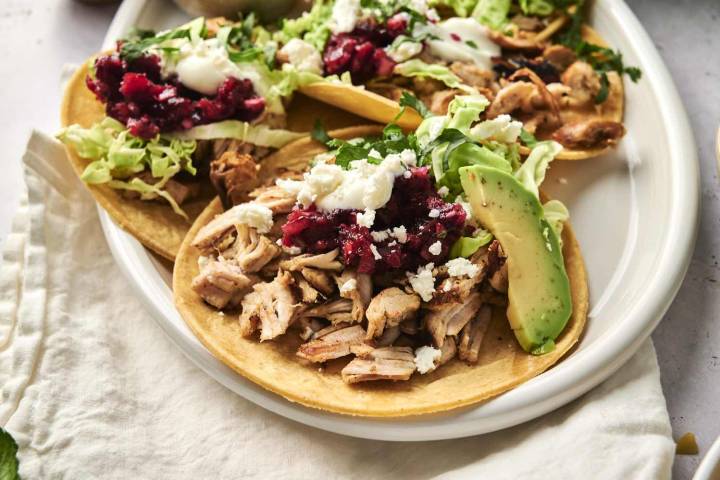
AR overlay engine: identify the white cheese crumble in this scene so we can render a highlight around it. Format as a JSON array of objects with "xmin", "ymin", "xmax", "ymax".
[
  {"xmin": 356, "ymin": 209, "xmax": 376, "ymax": 228},
  {"xmin": 470, "ymin": 114, "xmax": 523, "ymax": 143},
  {"xmin": 230, "ymin": 203, "xmax": 274, "ymax": 233},
  {"xmin": 279, "ymin": 38, "xmax": 323, "ymax": 74},
  {"xmin": 414, "ymin": 346, "xmax": 441, "ymax": 374},
  {"xmin": 340, "ymin": 278, "xmax": 357, "ymax": 294},
  {"xmin": 370, "ymin": 244, "xmax": 382, "ymax": 260},
  {"xmin": 198, "ymin": 255, "xmax": 210, "ymax": 269},
  {"xmin": 403, "ymin": 170, "xmax": 412, "ymax": 179},
  {"xmin": 428, "ymin": 241, "xmax": 442, "ymax": 256},
  {"xmin": 391, "ymin": 226, "xmax": 408, "ymax": 244},
  {"xmin": 408, "ymin": 263, "xmax": 436, "ymax": 302},
  {"xmin": 371, "ymin": 229, "xmax": 390, "ymax": 242},
  {"xmin": 428, "ymin": 208, "xmax": 440, "ymax": 218},
  {"xmin": 280, "ymin": 149, "xmax": 417, "ymax": 212},
  {"xmin": 388, "ymin": 240, "xmax": 398, "ymax": 247},
  {"xmin": 446, "ymin": 257, "xmax": 480, "ymax": 278},
  {"xmin": 330, "ymin": 0, "xmax": 361, "ymax": 33},
  {"xmin": 437, "ymin": 186, "xmax": 450, "ymax": 197}
]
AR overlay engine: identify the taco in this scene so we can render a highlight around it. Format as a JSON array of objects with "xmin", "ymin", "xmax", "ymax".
[
  {"xmin": 58, "ymin": 16, "xmax": 365, "ymax": 260},
  {"xmin": 273, "ymin": 0, "xmax": 639, "ymax": 160},
  {"xmin": 173, "ymin": 95, "xmax": 588, "ymax": 416}
]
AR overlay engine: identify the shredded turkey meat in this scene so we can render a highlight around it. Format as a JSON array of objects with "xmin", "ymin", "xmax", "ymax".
[
  {"xmin": 341, "ymin": 347, "xmax": 416, "ymax": 384},
  {"xmin": 238, "ymin": 270, "xmax": 302, "ymax": 341},
  {"xmin": 365, "ymin": 287, "xmax": 421, "ymax": 339},
  {"xmin": 297, "ymin": 325, "xmax": 371, "ymax": 363},
  {"xmin": 458, "ymin": 305, "xmax": 493, "ymax": 364},
  {"xmin": 552, "ymin": 119, "xmax": 626, "ymax": 149},
  {"xmin": 425, "ymin": 292, "xmax": 484, "ymax": 347},
  {"xmin": 192, "ymin": 258, "xmax": 256, "ymax": 309}
]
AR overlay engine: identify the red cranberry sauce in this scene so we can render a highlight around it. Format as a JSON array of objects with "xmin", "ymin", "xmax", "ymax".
[
  {"xmin": 281, "ymin": 167, "xmax": 468, "ymax": 274},
  {"xmin": 86, "ymin": 50, "xmax": 265, "ymax": 139},
  {"xmin": 323, "ymin": 13, "xmax": 408, "ymax": 84}
]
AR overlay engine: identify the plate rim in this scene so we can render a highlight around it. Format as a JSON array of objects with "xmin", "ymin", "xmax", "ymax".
[{"xmin": 96, "ymin": 0, "xmax": 700, "ymax": 441}]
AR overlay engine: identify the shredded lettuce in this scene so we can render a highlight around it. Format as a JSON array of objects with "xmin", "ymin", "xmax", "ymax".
[
  {"xmin": 543, "ymin": 199, "xmax": 569, "ymax": 243},
  {"xmin": 394, "ymin": 60, "xmax": 478, "ymax": 94},
  {"xmin": 430, "ymin": 0, "xmax": 479, "ymax": 17},
  {"xmin": 471, "ymin": 0, "xmax": 511, "ymax": 30},
  {"xmin": 519, "ymin": 0, "xmax": 555, "ymax": 16},
  {"xmin": 274, "ymin": 0, "xmax": 333, "ymax": 51},
  {"xmin": 57, "ymin": 117, "xmax": 198, "ymax": 218},
  {"xmin": 170, "ymin": 120, "xmax": 304, "ymax": 147},
  {"xmin": 513, "ymin": 140, "xmax": 563, "ymax": 199},
  {"xmin": 450, "ymin": 230, "xmax": 494, "ymax": 258}
]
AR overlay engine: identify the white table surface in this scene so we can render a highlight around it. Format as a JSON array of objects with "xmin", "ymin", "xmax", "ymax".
[{"xmin": 0, "ymin": 0, "xmax": 717, "ymax": 478}]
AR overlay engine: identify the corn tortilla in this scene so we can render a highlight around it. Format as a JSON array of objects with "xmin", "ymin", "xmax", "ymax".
[
  {"xmin": 172, "ymin": 126, "xmax": 589, "ymax": 417},
  {"xmin": 59, "ymin": 59, "xmax": 369, "ymax": 260},
  {"xmin": 299, "ymin": 25, "xmax": 624, "ymax": 161}
]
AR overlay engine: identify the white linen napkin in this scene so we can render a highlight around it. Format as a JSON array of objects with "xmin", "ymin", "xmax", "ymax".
[{"xmin": 0, "ymin": 131, "xmax": 675, "ymax": 479}]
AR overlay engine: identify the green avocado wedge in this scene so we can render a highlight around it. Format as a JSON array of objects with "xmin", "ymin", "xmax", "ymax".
[{"xmin": 459, "ymin": 165, "xmax": 572, "ymax": 355}]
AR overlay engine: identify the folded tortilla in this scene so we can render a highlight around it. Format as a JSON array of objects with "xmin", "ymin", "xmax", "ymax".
[
  {"xmin": 299, "ymin": 25, "xmax": 623, "ymax": 161},
  {"xmin": 172, "ymin": 126, "xmax": 589, "ymax": 417},
  {"xmin": 60, "ymin": 59, "xmax": 369, "ymax": 260}
]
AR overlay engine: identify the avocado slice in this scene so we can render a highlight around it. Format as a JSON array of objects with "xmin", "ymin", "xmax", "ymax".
[{"xmin": 459, "ymin": 165, "xmax": 572, "ymax": 354}]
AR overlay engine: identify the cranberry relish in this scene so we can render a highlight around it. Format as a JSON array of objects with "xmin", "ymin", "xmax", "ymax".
[
  {"xmin": 323, "ymin": 14, "xmax": 408, "ymax": 84},
  {"xmin": 87, "ymin": 52, "xmax": 265, "ymax": 139},
  {"xmin": 281, "ymin": 167, "xmax": 468, "ymax": 274}
]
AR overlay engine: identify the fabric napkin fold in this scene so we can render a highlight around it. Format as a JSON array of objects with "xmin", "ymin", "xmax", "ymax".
[{"xmin": 0, "ymin": 131, "xmax": 675, "ymax": 479}]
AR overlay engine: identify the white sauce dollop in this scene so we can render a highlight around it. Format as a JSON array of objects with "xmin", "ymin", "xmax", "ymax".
[{"xmin": 427, "ymin": 18, "xmax": 500, "ymax": 71}]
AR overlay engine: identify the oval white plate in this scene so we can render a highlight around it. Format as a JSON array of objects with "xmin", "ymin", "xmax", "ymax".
[
  {"xmin": 97, "ymin": 0, "xmax": 699, "ymax": 440},
  {"xmin": 694, "ymin": 435, "xmax": 720, "ymax": 480}
]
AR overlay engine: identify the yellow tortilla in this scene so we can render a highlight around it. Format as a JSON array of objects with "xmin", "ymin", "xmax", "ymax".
[
  {"xmin": 299, "ymin": 25, "xmax": 624, "ymax": 161},
  {"xmin": 60, "ymin": 59, "xmax": 370, "ymax": 260},
  {"xmin": 172, "ymin": 126, "xmax": 589, "ymax": 417}
]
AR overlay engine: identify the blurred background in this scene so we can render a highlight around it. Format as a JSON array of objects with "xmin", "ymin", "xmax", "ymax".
[{"xmin": 0, "ymin": 0, "xmax": 717, "ymax": 478}]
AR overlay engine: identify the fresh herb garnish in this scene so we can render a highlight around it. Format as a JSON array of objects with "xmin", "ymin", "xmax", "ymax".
[
  {"xmin": 327, "ymin": 124, "xmax": 420, "ymax": 169},
  {"xmin": 311, "ymin": 120, "xmax": 332, "ymax": 145},
  {"xmin": 465, "ymin": 40, "xmax": 478, "ymax": 49},
  {"xmin": 119, "ymin": 27, "xmax": 193, "ymax": 62},
  {"xmin": 556, "ymin": 0, "xmax": 641, "ymax": 103},
  {"xmin": 398, "ymin": 91, "xmax": 432, "ymax": 119}
]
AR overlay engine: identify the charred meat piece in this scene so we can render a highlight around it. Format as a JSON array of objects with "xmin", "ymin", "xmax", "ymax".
[
  {"xmin": 335, "ymin": 269, "xmax": 373, "ymax": 323},
  {"xmin": 425, "ymin": 292, "xmax": 483, "ymax": 347},
  {"xmin": 551, "ymin": 119, "xmax": 626, "ymax": 149},
  {"xmin": 248, "ymin": 185, "xmax": 297, "ymax": 215},
  {"xmin": 542, "ymin": 45, "xmax": 577, "ymax": 72},
  {"xmin": 297, "ymin": 324, "xmax": 370, "ymax": 363},
  {"xmin": 365, "ymin": 287, "xmax": 421, "ymax": 339},
  {"xmin": 191, "ymin": 258, "xmax": 256, "ymax": 309},
  {"xmin": 223, "ymin": 225, "xmax": 280, "ymax": 273},
  {"xmin": 492, "ymin": 56, "xmax": 560, "ymax": 85},
  {"xmin": 341, "ymin": 347, "xmax": 416, "ymax": 384},
  {"xmin": 210, "ymin": 151, "xmax": 259, "ymax": 209},
  {"xmin": 560, "ymin": 61, "xmax": 601, "ymax": 107},
  {"xmin": 238, "ymin": 270, "xmax": 301, "ymax": 341},
  {"xmin": 458, "ymin": 305, "xmax": 493, "ymax": 364}
]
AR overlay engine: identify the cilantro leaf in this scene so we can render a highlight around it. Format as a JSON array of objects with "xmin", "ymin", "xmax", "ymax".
[
  {"xmin": 311, "ymin": 120, "xmax": 332, "ymax": 145},
  {"xmin": 398, "ymin": 91, "xmax": 432, "ymax": 119},
  {"xmin": 0, "ymin": 428, "xmax": 20, "ymax": 480},
  {"xmin": 556, "ymin": 0, "xmax": 641, "ymax": 101}
]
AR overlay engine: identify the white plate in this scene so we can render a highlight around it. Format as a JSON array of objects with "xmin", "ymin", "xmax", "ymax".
[
  {"xmin": 694, "ymin": 435, "xmax": 720, "ymax": 480},
  {"xmin": 97, "ymin": 0, "xmax": 699, "ymax": 440}
]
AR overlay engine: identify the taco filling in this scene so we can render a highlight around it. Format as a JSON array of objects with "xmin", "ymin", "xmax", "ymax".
[
  {"xmin": 275, "ymin": 0, "xmax": 640, "ymax": 152},
  {"xmin": 57, "ymin": 16, "xmax": 308, "ymax": 217},
  {"xmin": 186, "ymin": 94, "xmax": 574, "ymax": 384}
]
